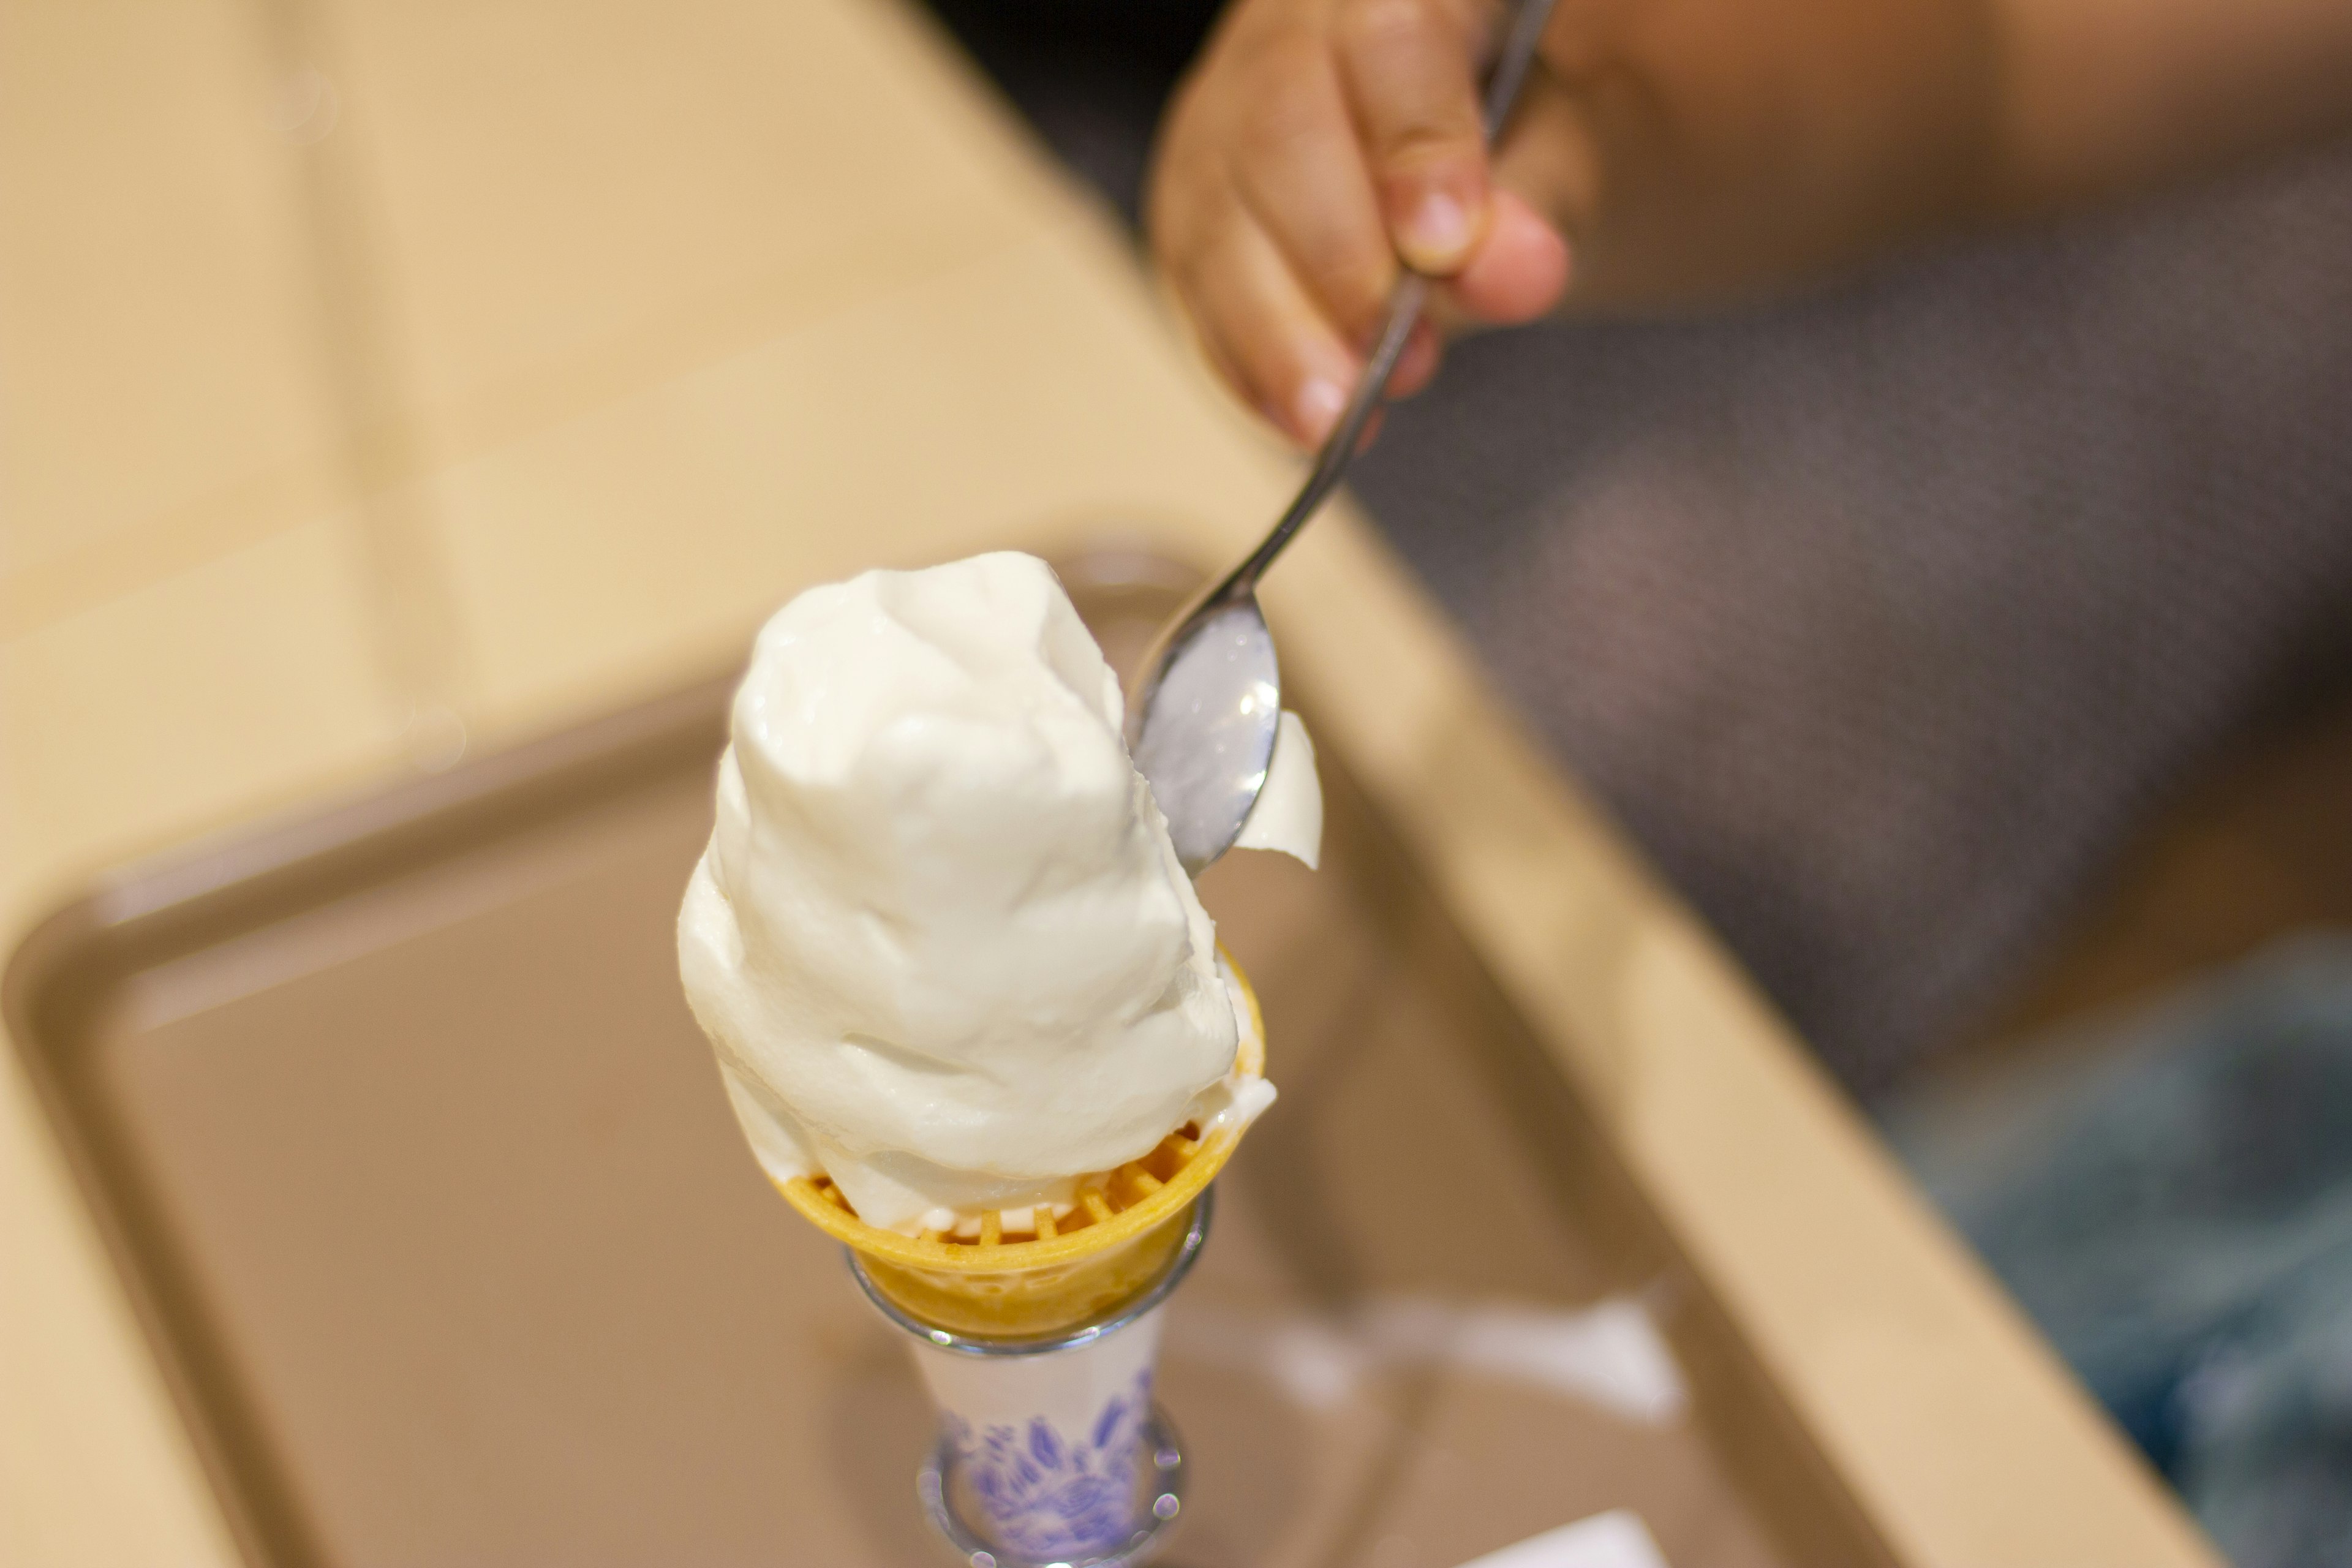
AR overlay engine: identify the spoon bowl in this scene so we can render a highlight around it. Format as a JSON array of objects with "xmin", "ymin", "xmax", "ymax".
[{"xmin": 1126, "ymin": 593, "xmax": 1279, "ymax": 875}]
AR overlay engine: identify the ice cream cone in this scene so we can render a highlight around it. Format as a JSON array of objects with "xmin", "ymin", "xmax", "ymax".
[{"xmin": 774, "ymin": 954, "xmax": 1265, "ymax": 1340}]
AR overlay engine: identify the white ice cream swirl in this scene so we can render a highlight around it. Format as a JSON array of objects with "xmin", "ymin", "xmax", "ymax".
[{"xmin": 678, "ymin": 552, "xmax": 1311, "ymax": 1233}]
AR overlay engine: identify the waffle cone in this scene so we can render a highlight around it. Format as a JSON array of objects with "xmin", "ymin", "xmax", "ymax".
[{"xmin": 776, "ymin": 954, "xmax": 1264, "ymax": 1338}]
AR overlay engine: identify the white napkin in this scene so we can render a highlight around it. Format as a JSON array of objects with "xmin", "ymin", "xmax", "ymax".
[{"xmin": 1455, "ymin": 1510, "xmax": 1667, "ymax": 1568}]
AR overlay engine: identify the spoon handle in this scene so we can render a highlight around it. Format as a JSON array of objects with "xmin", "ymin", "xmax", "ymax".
[{"xmin": 1211, "ymin": 0, "xmax": 1561, "ymax": 605}]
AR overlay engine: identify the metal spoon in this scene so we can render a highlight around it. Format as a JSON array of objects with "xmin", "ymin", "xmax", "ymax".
[{"xmin": 1125, "ymin": 0, "xmax": 1559, "ymax": 873}]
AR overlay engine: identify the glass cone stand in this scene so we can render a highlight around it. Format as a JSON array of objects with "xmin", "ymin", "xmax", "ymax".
[{"xmin": 848, "ymin": 1191, "xmax": 1213, "ymax": 1568}]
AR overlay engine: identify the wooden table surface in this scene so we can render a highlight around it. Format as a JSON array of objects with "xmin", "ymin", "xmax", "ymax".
[{"xmin": 0, "ymin": 2, "xmax": 2217, "ymax": 1564}]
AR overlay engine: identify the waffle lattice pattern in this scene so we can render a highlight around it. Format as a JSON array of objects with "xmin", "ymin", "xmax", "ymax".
[{"xmin": 809, "ymin": 1121, "xmax": 1205, "ymax": 1246}]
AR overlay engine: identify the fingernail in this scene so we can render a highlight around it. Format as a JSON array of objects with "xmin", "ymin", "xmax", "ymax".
[
  {"xmin": 1404, "ymin": 191, "xmax": 1474, "ymax": 268},
  {"xmin": 1294, "ymin": 377, "xmax": 1346, "ymax": 440}
]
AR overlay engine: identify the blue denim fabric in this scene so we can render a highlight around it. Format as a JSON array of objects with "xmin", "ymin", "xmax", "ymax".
[{"xmin": 1885, "ymin": 935, "xmax": 2352, "ymax": 1567}]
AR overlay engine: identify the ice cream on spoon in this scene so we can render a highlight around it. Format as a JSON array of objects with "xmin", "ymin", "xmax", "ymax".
[{"xmin": 677, "ymin": 551, "xmax": 1317, "ymax": 1236}]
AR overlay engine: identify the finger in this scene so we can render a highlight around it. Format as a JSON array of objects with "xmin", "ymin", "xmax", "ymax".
[
  {"xmin": 1152, "ymin": 191, "xmax": 1257, "ymax": 413},
  {"xmin": 1335, "ymin": 0, "xmax": 1491, "ymax": 274},
  {"xmin": 1446, "ymin": 189, "xmax": 1570, "ymax": 322},
  {"xmin": 1227, "ymin": 29, "xmax": 1399, "ymax": 348},
  {"xmin": 1175, "ymin": 206, "xmax": 1364, "ymax": 445}
]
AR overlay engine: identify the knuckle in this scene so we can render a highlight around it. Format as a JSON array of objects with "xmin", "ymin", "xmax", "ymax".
[
  {"xmin": 1235, "ymin": 70, "xmax": 1335, "ymax": 162},
  {"xmin": 1243, "ymin": 21, "xmax": 1335, "ymax": 93}
]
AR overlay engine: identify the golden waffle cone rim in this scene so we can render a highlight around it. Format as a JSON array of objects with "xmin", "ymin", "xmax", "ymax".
[{"xmin": 772, "ymin": 951, "xmax": 1265, "ymax": 1278}]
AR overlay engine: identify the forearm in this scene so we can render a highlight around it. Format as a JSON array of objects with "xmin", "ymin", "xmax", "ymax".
[
  {"xmin": 1530, "ymin": 0, "xmax": 2003, "ymax": 307},
  {"xmin": 1533, "ymin": 0, "xmax": 2352, "ymax": 315},
  {"xmin": 1986, "ymin": 0, "xmax": 2352, "ymax": 216},
  {"xmin": 1541, "ymin": 0, "xmax": 2352, "ymax": 311}
]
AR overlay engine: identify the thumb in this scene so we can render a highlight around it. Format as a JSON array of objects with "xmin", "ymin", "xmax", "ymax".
[{"xmin": 1444, "ymin": 188, "xmax": 1571, "ymax": 322}]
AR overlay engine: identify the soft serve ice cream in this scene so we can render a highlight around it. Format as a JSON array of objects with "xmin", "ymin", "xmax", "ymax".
[{"xmin": 678, "ymin": 552, "xmax": 1314, "ymax": 1234}]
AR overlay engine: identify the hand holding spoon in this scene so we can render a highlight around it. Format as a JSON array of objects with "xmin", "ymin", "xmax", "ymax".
[{"xmin": 1125, "ymin": 0, "xmax": 1559, "ymax": 873}]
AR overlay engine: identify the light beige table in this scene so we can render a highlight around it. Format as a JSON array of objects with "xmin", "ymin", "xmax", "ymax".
[{"xmin": 0, "ymin": 2, "xmax": 2217, "ymax": 1564}]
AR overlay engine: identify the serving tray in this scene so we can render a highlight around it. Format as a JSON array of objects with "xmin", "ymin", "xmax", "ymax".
[{"xmin": 6, "ymin": 555, "xmax": 1871, "ymax": 1567}]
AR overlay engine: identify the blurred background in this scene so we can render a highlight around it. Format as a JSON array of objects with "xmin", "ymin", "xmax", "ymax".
[{"xmin": 6, "ymin": 1, "xmax": 2352, "ymax": 1564}]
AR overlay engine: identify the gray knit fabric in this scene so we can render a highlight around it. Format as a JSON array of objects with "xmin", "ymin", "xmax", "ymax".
[{"xmin": 1352, "ymin": 144, "xmax": 2352, "ymax": 1089}]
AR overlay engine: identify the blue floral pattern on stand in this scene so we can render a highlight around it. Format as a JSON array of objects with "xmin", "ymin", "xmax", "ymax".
[{"xmin": 944, "ymin": 1369, "xmax": 1153, "ymax": 1561}]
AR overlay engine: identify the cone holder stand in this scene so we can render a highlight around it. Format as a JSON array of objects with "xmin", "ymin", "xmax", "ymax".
[{"xmin": 850, "ymin": 1189, "xmax": 1213, "ymax": 1568}]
